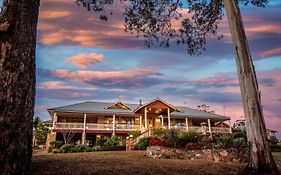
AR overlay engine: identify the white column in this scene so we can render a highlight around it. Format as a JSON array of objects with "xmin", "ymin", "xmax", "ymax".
[
  {"xmin": 112, "ymin": 114, "xmax": 116, "ymax": 136},
  {"xmin": 185, "ymin": 118, "xmax": 189, "ymax": 131},
  {"xmin": 168, "ymin": 108, "xmax": 171, "ymax": 129},
  {"xmin": 228, "ymin": 120, "xmax": 232, "ymax": 133},
  {"xmin": 208, "ymin": 119, "xmax": 212, "ymax": 134},
  {"xmin": 144, "ymin": 107, "xmax": 148, "ymax": 129},
  {"xmin": 139, "ymin": 115, "xmax": 142, "ymax": 130},
  {"xmin": 161, "ymin": 116, "xmax": 164, "ymax": 127},
  {"xmin": 52, "ymin": 112, "xmax": 57, "ymax": 130},
  {"xmin": 82, "ymin": 113, "xmax": 87, "ymax": 144}
]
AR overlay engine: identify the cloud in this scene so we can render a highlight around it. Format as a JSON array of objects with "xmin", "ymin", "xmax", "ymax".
[
  {"xmin": 39, "ymin": 11, "xmax": 71, "ymax": 19},
  {"xmin": 258, "ymin": 47, "xmax": 281, "ymax": 58},
  {"xmin": 65, "ymin": 52, "xmax": 104, "ymax": 68},
  {"xmin": 38, "ymin": 68, "xmax": 164, "ymax": 88},
  {"xmin": 186, "ymin": 75, "xmax": 239, "ymax": 88},
  {"xmin": 37, "ymin": 81, "xmax": 96, "ymax": 90}
]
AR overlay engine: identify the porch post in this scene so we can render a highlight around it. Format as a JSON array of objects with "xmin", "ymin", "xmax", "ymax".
[
  {"xmin": 168, "ymin": 108, "xmax": 171, "ymax": 129},
  {"xmin": 52, "ymin": 112, "xmax": 57, "ymax": 130},
  {"xmin": 139, "ymin": 115, "xmax": 142, "ymax": 130},
  {"xmin": 207, "ymin": 119, "xmax": 212, "ymax": 134},
  {"xmin": 185, "ymin": 118, "xmax": 189, "ymax": 131},
  {"xmin": 161, "ymin": 115, "xmax": 164, "ymax": 128},
  {"xmin": 228, "ymin": 120, "xmax": 232, "ymax": 133},
  {"xmin": 144, "ymin": 107, "xmax": 148, "ymax": 129},
  {"xmin": 112, "ymin": 114, "xmax": 116, "ymax": 136},
  {"xmin": 82, "ymin": 113, "xmax": 87, "ymax": 144}
]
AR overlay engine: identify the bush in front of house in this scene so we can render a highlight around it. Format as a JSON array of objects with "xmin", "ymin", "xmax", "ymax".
[
  {"xmin": 134, "ymin": 136, "xmax": 154, "ymax": 150},
  {"xmin": 214, "ymin": 134, "xmax": 234, "ymax": 148},
  {"xmin": 198, "ymin": 136, "xmax": 214, "ymax": 149},
  {"xmin": 48, "ymin": 141, "xmax": 64, "ymax": 152},
  {"xmin": 149, "ymin": 138, "xmax": 166, "ymax": 146},
  {"xmin": 52, "ymin": 148, "xmax": 61, "ymax": 154},
  {"xmin": 178, "ymin": 131, "xmax": 201, "ymax": 147},
  {"xmin": 95, "ymin": 139, "xmax": 107, "ymax": 146},
  {"xmin": 232, "ymin": 137, "xmax": 247, "ymax": 149},
  {"xmin": 73, "ymin": 144, "xmax": 92, "ymax": 152},
  {"xmin": 104, "ymin": 136, "xmax": 121, "ymax": 146},
  {"xmin": 59, "ymin": 144, "xmax": 75, "ymax": 153},
  {"xmin": 163, "ymin": 129, "xmax": 180, "ymax": 148}
]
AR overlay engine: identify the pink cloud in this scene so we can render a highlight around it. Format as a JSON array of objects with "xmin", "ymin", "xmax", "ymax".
[
  {"xmin": 65, "ymin": 52, "xmax": 104, "ymax": 68},
  {"xmin": 258, "ymin": 47, "xmax": 281, "ymax": 58},
  {"xmin": 38, "ymin": 81, "xmax": 96, "ymax": 90}
]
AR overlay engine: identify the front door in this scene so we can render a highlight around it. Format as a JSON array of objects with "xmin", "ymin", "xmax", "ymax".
[{"xmin": 148, "ymin": 119, "xmax": 154, "ymax": 127}]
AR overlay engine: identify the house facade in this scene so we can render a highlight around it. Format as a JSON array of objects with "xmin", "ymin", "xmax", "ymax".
[{"xmin": 47, "ymin": 98, "xmax": 231, "ymax": 145}]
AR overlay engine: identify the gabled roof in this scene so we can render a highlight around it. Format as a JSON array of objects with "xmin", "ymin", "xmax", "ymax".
[
  {"xmin": 134, "ymin": 98, "xmax": 180, "ymax": 113},
  {"xmin": 106, "ymin": 101, "xmax": 133, "ymax": 110}
]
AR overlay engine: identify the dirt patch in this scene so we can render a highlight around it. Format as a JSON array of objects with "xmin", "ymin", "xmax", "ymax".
[{"xmin": 32, "ymin": 151, "xmax": 281, "ymax": 175}]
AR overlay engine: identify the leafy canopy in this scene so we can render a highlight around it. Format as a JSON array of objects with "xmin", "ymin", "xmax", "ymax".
[{"xmin": 76, "ymin": 0, "xmax": 267, "ymax": 55}]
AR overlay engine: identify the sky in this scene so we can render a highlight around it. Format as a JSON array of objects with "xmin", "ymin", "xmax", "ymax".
[{"xmin": 14, "ymin": 0, "xmax": 281, "ymax": 138}]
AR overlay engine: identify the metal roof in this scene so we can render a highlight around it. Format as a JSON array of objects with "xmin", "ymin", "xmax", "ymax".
[{"xmin": 48, "ymin": 101, "xmax": 230, "ymax": 121}]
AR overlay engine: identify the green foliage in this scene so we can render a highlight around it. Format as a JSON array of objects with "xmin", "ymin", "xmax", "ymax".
[
  {"xmin": 52, "ymin": 148, "xmax": 61, "ymax": 154},
  {"xmin": 270, "ymin": 144, "xmax": 281, "ymax": 152},
  {"xmin": 73, "ymin": 144, "xmax": 92, "ymax": 152},
  {"xmin": 232, "ymin": 137, "xmax": 247, "ymax": 148},
  {"xmin": 49, "ymin": 141, "xmax": 64, "ymax": 152},
  {"xmin": 163, "ymin": 129, "xmax": 180, "ymax": 148},
  {"xmin": 198, "ymin": 136, "xmax": 214, "ymax": 149},
  {"xmin": 214, "ymin": 134, "xmax": 234, "ymax": 148},
  {"xmin": 152, "ymin": 128, "xmax": 168, "ymax": 138},
  {"xmin": 33, "ymin": 116, "xmax": 40, "ymax": 128},
  {"xmin": 128, "ymin": 130, "xmax": 141, "ymax": 139},
  {"xmin": 135, "ymin": 136, "xmax": 153, "ymax": 150},
  {"xmin": 178, "ymin": 131, "xmax": 201, "ymax": 147},
  {"xmin": 59, "ymin": 144, "xmax": 75, "ymax": 153},
  {"xmin": 35, "ymin": 122, "xmax": 49, "ymax": 145},
  {"xmin": 233, "ymin": 130, "xmax": 247, "ymax": 140},
  {"xmin": 104, "ymin": 136, "xmax": 121, "ymax": 146},
  {"xmin": 95, "ymin": 139, "xmax": 107, "ymax": 146}
]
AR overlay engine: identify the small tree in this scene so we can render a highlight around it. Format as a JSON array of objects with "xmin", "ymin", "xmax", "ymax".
[
  {"xmin": 61, "ymin": 131, "xmax": 76, "ymax": 144},
  {"xmin": 35, "ymin": 122, "xmax": 49, "ymax": 146}
]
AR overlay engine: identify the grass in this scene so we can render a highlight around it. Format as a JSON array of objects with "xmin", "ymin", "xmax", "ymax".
[{"xmin": 32, "ymin": 151, "xmax": 250, "ymax": 175}]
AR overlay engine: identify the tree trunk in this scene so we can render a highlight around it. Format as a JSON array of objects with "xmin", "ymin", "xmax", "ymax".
[
  {"xmin": 223, "ymin": 0, "xmax": 279, "ymax": 174},
  {"xmin": 0, "ymin": 0, "xmax": 40, "ymax": 174}
]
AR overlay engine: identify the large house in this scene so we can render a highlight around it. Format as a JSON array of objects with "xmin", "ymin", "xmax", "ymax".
[{"xmin": 47, "ymin": 98, "xmax": 231, "ymax": 145}]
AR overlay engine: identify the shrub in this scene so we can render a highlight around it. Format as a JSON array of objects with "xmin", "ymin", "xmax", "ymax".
[
  {"xmin": 153, "ymin": 128, "xmax": 168, "ymax": 138},
  {"xmin": 52, "ymin": 148, "xmax": 61, "ymax": 154},
  {"xmin": 60, "ymin": 144, "xmax": 75, "ymax": 153},
  {"xmin": 232, "ymin": 137, "xmax": 247, "ymax": 148},
  {"xmin": 104, "ymin": 136, "xmax": 121, "ymax": 146},
  {"xmin": 163, "ymin": 129, "xmax": 180, "ymax": 148},
  {"xmin": 270, "ymin": 144, "xmax": 281, "ymax": 152},
  {"xmin": 214, "ymin": 134, "xmax": 233, "ymax": 148},
  {"xmin": 178, "ymin": 131, "xmax": 201, "ymax": 147},
  {"xmin": 95, "ymin": 139, "xmax": 107, "ymax": 146},
  {"xmin": 198, "ymin": 136, "xmax": 214, "ymax": 149},
  {"xmin": 73, "ymin": 144, "xmax": 92, "ymax": 152},
  {"xmin": 185, "ymin": 143, "xmax": 200, "ymax": 150},
  {"xmin": 48, "ymin": 141, "xmax": 63, "ymax": 152},
  {"xmin": 128, "ymin": 130, "xmax": 141, "ymax": 139},
  {"xmin": 149, "ymin": 138, "xmax": 166, "ymax": 146},
  {"xmin": 135, "ymin": 136, "xmax": 153, "ymax": 150},
  {"xmin": 233, "ymin": 130, "xmax": 247, "ymax": 140}
]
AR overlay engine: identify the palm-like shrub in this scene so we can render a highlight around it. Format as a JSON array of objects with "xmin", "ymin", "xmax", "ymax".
[{"xmin": 104, "ymin": 136, "xmax": 121, "ymax": 146}]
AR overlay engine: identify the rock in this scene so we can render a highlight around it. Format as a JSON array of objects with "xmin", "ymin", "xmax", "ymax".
[
  {"xmin": 214, "ymin": 155, "xmax": 220, "ymax": 162},
  {"xmin": 207, "ymin": 154, "xmax": 214, "ymax": 161},
  {"xmin": 195, "ymin": 153, "xmax": 201, "ymax": 157},
  {"xmin": 219, "ymin": 150, "xmax": 228, "ymax": 157}
]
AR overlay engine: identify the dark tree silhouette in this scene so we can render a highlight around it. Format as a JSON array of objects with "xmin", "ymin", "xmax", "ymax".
[
  {"xmin": 0, "ymin": 0, "xmax": 40, "ymax": 174},
  {"xmin": 76, "ymin": 0, "xmax": 279, "ymax": 174}
]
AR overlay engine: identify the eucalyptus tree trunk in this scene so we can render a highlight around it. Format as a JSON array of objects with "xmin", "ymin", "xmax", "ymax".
[
  {"xmin": 224, "ymin": 0, "xmax": 279, "ymax": 174},
  {"xmin": 0, "ymin": 0, "xmax": 40, "ymax": 174}
]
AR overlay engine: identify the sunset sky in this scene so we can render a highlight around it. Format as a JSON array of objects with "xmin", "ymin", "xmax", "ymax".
[{"xmin": 16, "ymin": 0, "xmax": 281, "ymax": 137}]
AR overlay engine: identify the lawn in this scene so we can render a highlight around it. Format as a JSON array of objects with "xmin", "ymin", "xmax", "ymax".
[{"xmin": 32, "ymin": 151, "xmax": 280, "ymax": 175}]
